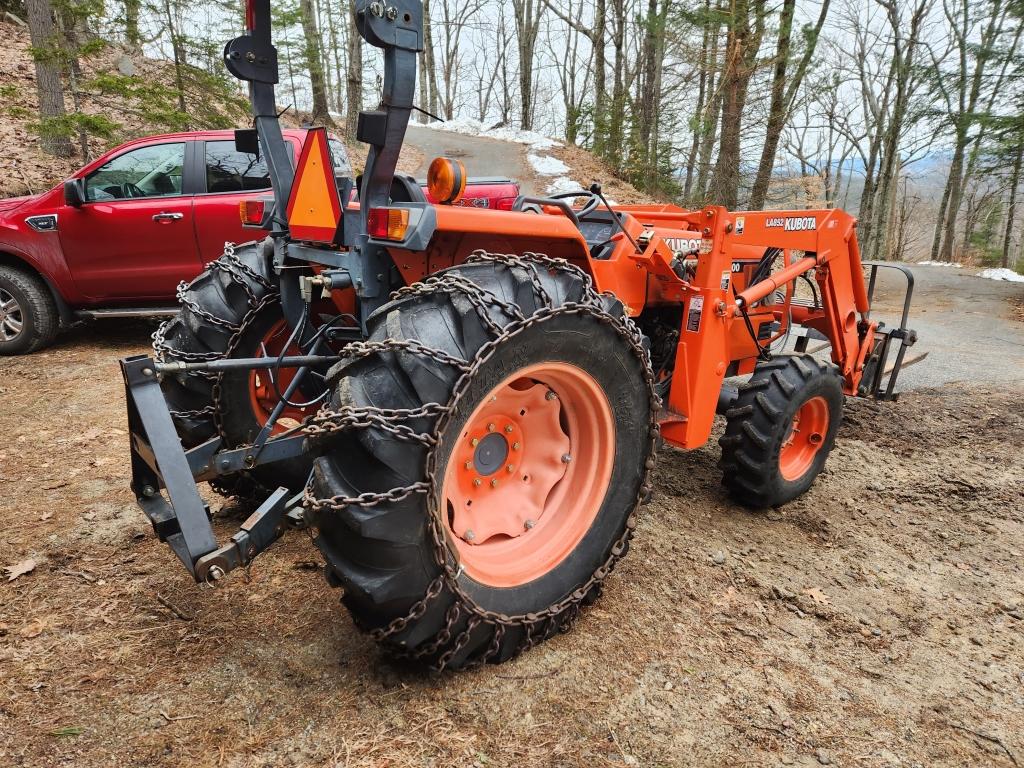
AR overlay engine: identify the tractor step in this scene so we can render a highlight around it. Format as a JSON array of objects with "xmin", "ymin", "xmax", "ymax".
[{"xmin": 76, "ymin": 307, "xmax": 179, "ymax": 320}]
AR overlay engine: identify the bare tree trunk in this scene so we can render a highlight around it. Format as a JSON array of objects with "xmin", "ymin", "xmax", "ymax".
[
  {"xmin": 161, "ymin": 0, "xmax": 188, "ymax": 118},
  {"xmin": 299, "ymin": 0, "xmax": 333, "ymax": 125},
  {"xmin": 693, "ymin": 2, "xmax": 723, "ymax": 203},
  {"xmin": 56, "ymin": 6, "xmax": 89, "ymax": 159},
  {"xmin": 606, "ymin": 0, "xmax": 626, "ymax": 168},
  {"xmin": 684, "ymin": 0, "xmax": 714, "ymax": 200},
  {"xmin": 1001, "ymin": 141, "xmax": 1022, "ymax": 269},
  {"xmin": 512, "ymin": 0, "xmax": 542, "ymax": 130},
  {"xmin": 25, "ymin": 0, "xmax": 72, "ymax": 157},
  {"xmin": 346, "ymin": 0, "xmax": 362, "ymax": 138},
  {"xmin": 420, "ymin": 0, "xmax": 440, "ymax": 118},
  {"xmin": 748, "ymin": 0, "xmax": 830, "ymax": 210},
  {"xmin": 123, "ymin": 0, "xmax": 140, "ymax": 47},
  {"xmin": 707, "ymin": 0, "xmax": 765, "ymax": 209}
]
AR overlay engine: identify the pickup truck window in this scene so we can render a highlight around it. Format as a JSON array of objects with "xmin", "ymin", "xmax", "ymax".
[
  {"xmin": 327, "ymin": 138, "xmax": 353, "ymax": 175},
  {"xmin": 204, "ymin": 140, "xmax": 271, "ymax": 193},
  {"xmin": 85, "ymin": 142, "xmax": 186, "ymax": 201}
]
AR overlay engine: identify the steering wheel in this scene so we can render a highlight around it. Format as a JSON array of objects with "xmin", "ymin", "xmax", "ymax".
[
  {"xmin": 120, "ymin": 182, "xmax": 145, "ymax": 199},
  {"xmin": 546, "ymin": 189, "xmax": 602, "ymax": 219},
  {"xmin": 512, "ymin": 189, "xmax": 602, "ymax": 226}
]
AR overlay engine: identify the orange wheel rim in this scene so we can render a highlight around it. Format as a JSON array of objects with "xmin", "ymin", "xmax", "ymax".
[
  {"xmin": 779, "ymin": 395, "xmax": 829, "ymax": 481},
  {"xmin": 441, "ymin": 362, "xmax": 615, "ymax": 588},
  {"xmin": 248, "ymin": 319, "xmax": 317, "ymax": 435}
]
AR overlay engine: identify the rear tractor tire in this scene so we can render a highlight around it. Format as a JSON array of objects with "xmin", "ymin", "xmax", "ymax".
[
  {"xmin": 154, "ymin": 239, "xmax": 320, "ymax": 499},
  {"xmin": 719, "ymin": 355, "xmax": 842, "ymax": 507},
  {"xmin": 305, "ymin": 255, "xmax": 659, "ymax": 670}
]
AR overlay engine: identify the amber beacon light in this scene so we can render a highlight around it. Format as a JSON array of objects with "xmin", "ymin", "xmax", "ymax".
[{"xmin": 427, "ymin": 156, "xmax": 466, "ymax": 205}]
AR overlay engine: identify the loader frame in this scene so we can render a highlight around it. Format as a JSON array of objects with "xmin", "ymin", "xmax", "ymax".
[{"xmin": 120, "ymin": 0, "xmax": 917, "ymax": 582}]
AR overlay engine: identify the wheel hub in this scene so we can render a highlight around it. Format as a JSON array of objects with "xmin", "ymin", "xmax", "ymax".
[
  {"xmin": 0, "ymin": 288, "xmax": 23, "ymax": 342},
  {"xmin": 440, "ymin": 361, "xmax": 616, "ymax": 588},
  {"xmin": 449, "ymin": 381, "xmax": 568, "ymax": 545},
  {"xmin": 473, "ymin": 432, "xmax": 509, "ymax": 476},
  {"xmin": 779, "ymin": 396, "xmax": 830, "ymax": 481}
]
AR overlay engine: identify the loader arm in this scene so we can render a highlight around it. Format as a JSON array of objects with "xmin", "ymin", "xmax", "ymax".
[{"xmin": 628, "ymin": 206, "xmax": 903, "ymax": 451}]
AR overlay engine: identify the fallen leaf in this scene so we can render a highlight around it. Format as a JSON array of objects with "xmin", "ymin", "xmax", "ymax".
[
  {"xmin": 78, "ymin": 669, "xmax": 107, "ymax": 685},
  {"xmin": 40, "ymin": 512, "xmax": 53, "ymax": 521},
  {"xmin": 5, "ymin": 558, "xmax": 37, "ymax": 582},
  {"xmin": 50, "ymin": 726, "xmax": 85, "ymax": 737},
  {"xmin": 20, "ymin": 618, "xmax": 45, "ymax": 638},
  {"xmin": 802, "ymin": 587, "xmax": 831, "ymax": 605}
]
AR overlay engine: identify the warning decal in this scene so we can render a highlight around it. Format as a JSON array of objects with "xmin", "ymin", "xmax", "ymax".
[{"xmin": 686, "ymin": 295, "xmax": 704, "ymax": 333}]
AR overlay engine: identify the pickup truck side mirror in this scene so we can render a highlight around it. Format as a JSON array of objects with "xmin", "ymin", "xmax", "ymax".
[{"xmin": 64, "ymin": 179, "xmax": 85, "ymax": 208}]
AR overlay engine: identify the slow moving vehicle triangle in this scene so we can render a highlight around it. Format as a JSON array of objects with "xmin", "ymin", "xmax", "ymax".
[{"xmin": 285, "ymin": 127, "xmax": 341, "ymax": 243}]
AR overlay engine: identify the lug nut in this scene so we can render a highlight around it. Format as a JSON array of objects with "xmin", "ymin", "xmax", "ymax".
[
  {"xmin": 473, "ymin": 478, "xmax": 482, "ymax": 487},
  {"xmin": 487, "ymin": 423, "xmax": 495, "ymax": 432},
  {"xmin": 506, "ymin": 464, "xmax": 514, "ymax": 473},
  {"xmin": 524, "ymin": 519, "xmax": 536, "ymax": 530},
  {"xmin": 545, "ymin": 390, "xmax": 557, "ymax": 401},
  {"xmin": 561, "ymin": 453, "xmax": 572, "ymax": 463},
  {"xmin": 490, "ymin": 478, "xmax": 499, "ymax": 488},
  {"xmin": 471, "ymin": 437, "xmax": 479, "ymax": 446},
  {"xmin": 464, "ymin": 460, "xmax": 473, "ymax": 470},
  {"xmin": 504, "ymin": 425, "xmax": 514, "ymax": 433},
  {"xmin": 464, "ymin": 530, "xmax": 476, "ymax": 541},
  {"xmin": 512, "ymin": 442, "xmax": 521, "ymax": 451}
]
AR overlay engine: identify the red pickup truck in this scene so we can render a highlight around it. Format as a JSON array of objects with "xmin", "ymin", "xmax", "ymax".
[{"xmin": 0, "ymin": 129, "xmax": 520, "ymax": 355}]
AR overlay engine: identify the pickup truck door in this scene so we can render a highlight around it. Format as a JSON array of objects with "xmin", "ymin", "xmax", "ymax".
[
  {"xmin": 193, "ymin": 135, "xmax": 352, "ymax": 261},
  {"xmin": 192, "ymin": 138, "xmax": 281, "ymax": 262},
  {"xmin": 57, "ymin": 140, "xmax": 202, "ymax": 302}
]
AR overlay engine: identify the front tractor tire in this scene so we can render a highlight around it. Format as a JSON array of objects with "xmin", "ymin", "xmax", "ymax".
[
  {"xmin": 154, "ymin": 240, "xmax": 317, "ymax": 498},
  {"xmin": 305, "ymin": 256, "xmax": 658, "ymax": 670},
  {"xmin": 719, "ymin": 355, "xmax": 842, "ymax": 507}
]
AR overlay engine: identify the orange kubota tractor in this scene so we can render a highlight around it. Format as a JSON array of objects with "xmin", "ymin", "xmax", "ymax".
[{"xmin": 120, "ymin": 0, "xmax": 917, "ymax": 670}]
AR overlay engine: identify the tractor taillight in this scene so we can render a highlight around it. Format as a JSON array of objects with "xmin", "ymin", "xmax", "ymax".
[
  {"xmin": 239, "ymin": 199, "xmax": 265, "ymax": 225},
  {"xmin": 496, "ymin": 197, "xmax": 517, "ymax": 211},
  {"xmin": 368, "ymin": 208, "xmax": 410, "ymax": 240}
]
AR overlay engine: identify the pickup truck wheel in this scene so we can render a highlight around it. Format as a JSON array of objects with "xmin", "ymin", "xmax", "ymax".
[
  {"xmin": 154, "ymin": 240, "xmax": 319, "ymax": 500},
  {"xmin": 0, "ymin": 265, "xmax": 58, "ymax": 355}
]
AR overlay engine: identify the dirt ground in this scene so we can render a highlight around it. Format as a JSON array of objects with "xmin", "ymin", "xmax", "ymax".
[{"xmin": 1, "ymin": 284, "xmax": 1023, "ymax": 768}]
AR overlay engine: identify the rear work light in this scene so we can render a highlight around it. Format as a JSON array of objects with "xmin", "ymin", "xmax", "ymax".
[
  {"xmin": 368, "ymin": 207, "xmax": 410, "ymax": 240},
  {"xmin": 239, "ymin": 199, "xmax": 265, "ymax": 226}
]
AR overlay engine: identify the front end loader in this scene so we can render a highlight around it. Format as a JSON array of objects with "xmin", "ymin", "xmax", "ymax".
[{"xmin": 119, "ymin": 0, "xmax": 918, "ymax": 670}]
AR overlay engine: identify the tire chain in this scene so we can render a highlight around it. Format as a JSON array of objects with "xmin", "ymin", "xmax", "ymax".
[
  {"xmin": 153, "ymin": 242, "xmax": 285, "ymax": 504},
  {"xmin": 302, "ymin": 249, "xmax": 661, "ymax": 671}
]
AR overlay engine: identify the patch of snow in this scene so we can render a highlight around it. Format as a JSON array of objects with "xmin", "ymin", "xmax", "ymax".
[
  {"xmin": 977, "ymin": 267, "xmax": 1024, "ymax": 283},
  {"xmin": 917, "ymin": 260, "xmax": 962, "ymax": 267},
  {"xmin": 545, "ymin": 176, "xmax": 587, "ymax": 195},
  {"xmin": 528, "ymin": 153, "xmax": 570, "ymax": 176},
  {"xmin": 423, "ymin": 118, "xmax": 561, "ymax": 151}
]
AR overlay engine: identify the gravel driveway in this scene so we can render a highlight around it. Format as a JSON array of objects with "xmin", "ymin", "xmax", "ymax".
[{"xmin": 861, "ymin": 263, "xmax": 1024, "ymax": 391}]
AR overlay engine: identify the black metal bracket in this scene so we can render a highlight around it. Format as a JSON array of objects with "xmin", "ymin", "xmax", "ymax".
[
  {"xmin": 121, "ymin": 355, "xmax": 310, "ymax": 581},
  {"xmin": 122, "ymin": 355, "xmax": 218, "ymax": 578},
  {"xmin": 194, "ymin": 488, "xmax": 302, "ymax": 581}
]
